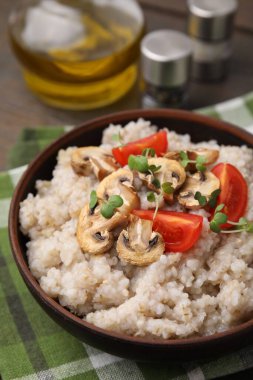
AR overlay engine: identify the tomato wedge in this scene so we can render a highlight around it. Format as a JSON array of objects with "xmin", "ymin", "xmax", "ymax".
[
  {"xmin": 112, "ymin": 131, "xmax": 168, "ymax": 166},
  {"xmin": 132, "ymin": 210, "xmax": 203, "ymax": 253},
  {"xmin": 211, "ymin": 163, "xmax": 248, "ymax": 228}
]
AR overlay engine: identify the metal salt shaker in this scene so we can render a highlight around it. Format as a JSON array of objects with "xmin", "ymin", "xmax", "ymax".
[
  {"xmin": 141, "ymin": 30, "xmax": 192, "ymax": 108},
  {"xmin": 187, "ymin": 0, "xmax": 238, "ymax": 81}
]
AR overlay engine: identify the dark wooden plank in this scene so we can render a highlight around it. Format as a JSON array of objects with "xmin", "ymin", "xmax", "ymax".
[
  {"xmin": 0, "ymin": 0, "xmax": 253, "ymax": 170},
  {"xmin": 139, "ymin": 0, "xmax": 253, "ymax": 33}
]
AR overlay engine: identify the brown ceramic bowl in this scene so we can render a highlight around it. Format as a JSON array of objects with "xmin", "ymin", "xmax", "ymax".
[{"xmin": 9, "ymin": 109, "xmax": 253, "ymax": 362}]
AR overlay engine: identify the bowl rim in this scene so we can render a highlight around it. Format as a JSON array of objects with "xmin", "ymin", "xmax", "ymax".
[{"xmin": 9, "ymin": 108, "xmax": 253, "ymax": 347}]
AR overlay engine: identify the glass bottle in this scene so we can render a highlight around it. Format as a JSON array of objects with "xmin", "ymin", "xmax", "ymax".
[{"xmin": 9, "ymin": 0, "xmax": 144, "ymax": 110}]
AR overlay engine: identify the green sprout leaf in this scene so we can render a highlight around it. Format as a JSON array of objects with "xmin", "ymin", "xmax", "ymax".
[
  {"xmin": 238, "ymin": 217, "xmax": 248, "ymax": 226},
  {"xmin": 210, "ymin": 208, "xmax": 228, "ymax": 233},
  {"xmin": 209, "ymin": 189, "xmax": 221, "ymax": 208},
  {"xmin": 128, "ymin": 154, "xmax": 161, "ymax": 175},
  {"xmin": 215, "ymin": 203, "xmax": 225, "ymax": 214},
  {"xmin": 108, "ymin": 195, "xmax": 124, "ymax": 208},
  {"xmin": 162, "ymin": 182, "xmax": 174, "ymax": 195},
  {"xmin": 179, "ymin": 151, "xmax": 189, "ymax": 168},
  {"xmin": 196, "ymin": 155, "xmax": 207, "ymax": 172},
  {"xmin": 147, "ymin": 192, "xmax": 156, "ymax": 202},
  {"xmin": 237, "ymin": 217, "xmax": 253, "ymax": 233},
  {"xmin": 101, "ymin": 204, "xmax": 114, "ymax": 219},
  {"xmin": 142, "ymin": 148, "xmax": 156, "ymax": 157},
  {"xmin": 210, "ymin": 220, "xmax": 221, "ymax": 233},
  {"xmin": 100, "ymin": 195, "xmax": 124, "ymax": 219},
  {"xmin": 148, "ymin": 164, "xmax": 161, "ymax": 174},
  {"xmin": 128, "ymin": 155, "xmax": 149, "ymax": 173},
  {"xmin": 214, "ymin": 212, "xmax": 228, "ymax": 225},
  {"xmin": 179, "ymin": 151, "xmax": 207, "ymax": 172},
  {"xmin": 152, "ymin": 178, "xmax": 161, "ymax": 189},
  {"xmin": 246, "ymin": 222, "xmax": 253, "ymax": 233},
  {"xmin": 194, "ymin": 191, "xmax": 207, "ymax": 206},
  {"xmin": 89, "ymin": 190, "xmax": 98, "ymax": 209},
  {"xmin": 210, "ymin": 205, "xmax": 253, "ymax": 235}
]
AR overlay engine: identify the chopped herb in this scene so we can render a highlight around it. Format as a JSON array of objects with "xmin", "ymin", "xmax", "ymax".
[
  {"xmin": 147, "ymin": 192, "xmax": 156, "ymax": 202},
  {"xmin": 194, "ymin": 191, "xmax": 207, "ymax": 206},
  {"xmin": 142, "ymin": 148, "xmax": 156, "ymax": 157},
  {"xmin": 89, "ymin": 190, "xmax": 98, "ymax": 209},
  {"xmin": 162, "ymin": 182, "xmax": 174, "ymax": 195},
  {"xmin": 100, "ymin": 195, "xmax": 124, "ymax": 219}
]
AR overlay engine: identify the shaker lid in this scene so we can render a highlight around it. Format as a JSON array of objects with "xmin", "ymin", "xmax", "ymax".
[
  {"xmin": 187, "ymin": 0, "xmax": 238, "ymax": 41},
  {"xmin": 141, "ymin": 30, "xmax": 192, "ymax": 88}
]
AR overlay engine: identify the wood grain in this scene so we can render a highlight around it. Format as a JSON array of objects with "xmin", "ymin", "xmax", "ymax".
[
  {"xmin": 139, "ymin": 0, "xmax": 253, "ymax": 33},
  {"xmin": 1, "ymin": 0, "xmax": 253, "ymax": 170}
]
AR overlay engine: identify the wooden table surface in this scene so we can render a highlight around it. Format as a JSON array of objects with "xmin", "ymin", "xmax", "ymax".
[{"xmin": 1, "ymin": 0, "xmax": 253, "ymax": 171}]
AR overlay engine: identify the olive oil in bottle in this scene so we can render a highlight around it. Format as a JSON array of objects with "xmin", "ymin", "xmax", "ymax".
[{"xmin": 9, "ymin": 0, "xmax": 144, "ymax": 110}]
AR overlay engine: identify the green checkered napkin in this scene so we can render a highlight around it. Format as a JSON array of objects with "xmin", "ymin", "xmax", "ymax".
[{"xmin": 1, "ymin": 92, "xmax": 253, "ymax": 380}]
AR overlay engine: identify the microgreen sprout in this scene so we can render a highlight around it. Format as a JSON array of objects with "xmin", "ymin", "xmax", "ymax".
[
  {"xmin": 128, "ymin": 154, "xmax": 149, "ymax": 173},
  {"xmin": 148, "ymin": 164, "xmax": 162, "ymax": 174},
  {"xmin": 194, "ymin": 191, "xmax": 207, "ymax": 206},
  {"xmin": 147, "ymin": 192, "xmax": 156, "ymax": 203},
  {"xmin": 195, "ymin": 155, "xmax": 207, "ymax": 172},
  {"xmin": 194, "ymin": 189, "xmax": 221, "ymax": 208},
  {"xmin": 210, "ymin": 204, "xmax": 227, "ymax": 233},
  {"xmin": 89, "ymin": 190, "xmax": 98, "ymax": 210},
  {"xmin": 209, "ymin": 203, "xmax": 253, "ymax": 234},
  {"xmin": 100, "ymin": 195, "xmax": 123, "ymax": 219},
  {"xmin": 142, "ymin": 148, "xmax": 156, "ymax": 157},
  {"xmin": 208, "ymin": 189, "xmax": 221, "ymax": 208},
  {"xmin": 179, "ymin": 151, "xmax": 207, "ymax": 172},
  {"xmin": 128, "ymin": 155, "xmax": 161, "ymax": 175},
  {"xmin": 162, "ymin": 182, "xmax": 174, "ymax": 195},
  {"xmin": 152, "ymin": 178, "xmax": 161, "ymax": 189},
  {"xmin": 147, "ymin": 192, "xmax": 163, "ymax": 221}
]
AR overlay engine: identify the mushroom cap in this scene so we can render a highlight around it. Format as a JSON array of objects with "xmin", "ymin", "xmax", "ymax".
[
  {"xmin": 117, "ymin": 215, "xmax": 165, "ymax": 266},
  {"xmin": 71, "ymin": 146, "xmax": 118, "ymax": 180},
  {"xmin": 96, "ymin": 169, "xmax": 140, "ymax": 214},
  {"xmin": 141, "ymin": 157, "xmax": 186, "ymax": 201},
  {"xmin": 77, "ymin": 203, "xmax": 127, "ymax": 255},
  {"xmin": 178, "ymin": 171, "xmax": 220, "ymax": 210}
]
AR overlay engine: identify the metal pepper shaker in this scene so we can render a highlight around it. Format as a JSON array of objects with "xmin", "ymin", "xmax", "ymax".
[
  {"xmin": 141, "ymin": 30, "xmax": 192, "ymax": 108},
  {"xmin": 187, "ymin": 0, "xmax": 238, "ymax": 81}
]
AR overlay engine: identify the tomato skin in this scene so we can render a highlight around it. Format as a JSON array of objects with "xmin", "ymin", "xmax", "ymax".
[
  {"xmin": 132, "ymin": 210, "xmax": 203, "ymax": 253},
  {"xmin": 112, "ymin": 131, "xmax": 168, "ymax": 166},
  {"xmin": 211, "ymin": 163, "xmax": 248, "ymax": 228}
]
